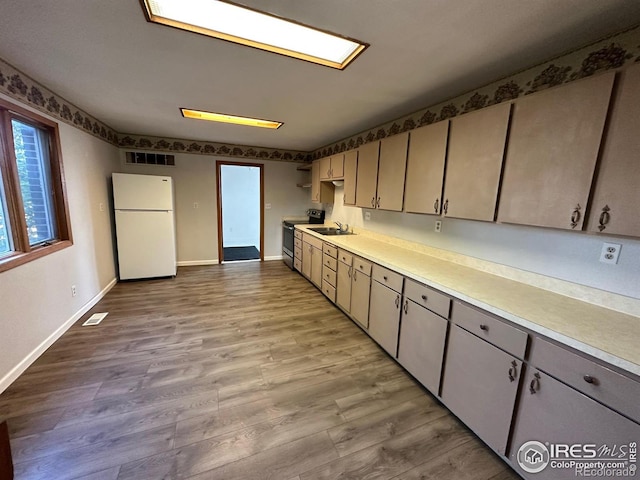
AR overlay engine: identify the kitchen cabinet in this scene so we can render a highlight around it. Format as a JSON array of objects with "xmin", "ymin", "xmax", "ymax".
[
  {"xmin": 302, "ymin": 234, "xmax": 323, "ymax": 288},
  {"xmin": 321, "ymin": 243, "xmax": 338, "ymax": 303},
  {"xmin": 510, "ymin": 368, "xmax": 640, "ymax": 480},
  {"xmin": 442, "ymin": 102, "xmax": 511, "ymax": 221},
  {"xmin": 376, "ymin": 132, "xmax": 409, "ymax": 211},
  {"xmin": 498, "ymin": 72, "xmax": 614, "ymax": 230},
  {"xmin": 441, "ymin": 324, "xmax": 523, "ymax": 455},
  {"xmin": 350, "ymin": 257, "xmax": 372, "ymax": 329},
  {"xmin": 336, "ymin": 250, "xmax": 353, "ymax": 312},
  {"xmin": 320, "ymin": 154, "xmax": 345, "ymax": 180},
  {"xmin": 355, "ymin": 141, "xmax": 380, "ymax": 208},
  {"xmin": 397, "ymin": 279, "xmax": 450, "ymax": 394},
  {"xmin": 343, "ymin": 150, "xmax": 358, "ymax": 206},
  {"xmin": 404, "ymin": 120, "xmax": 449, "ymax": 215},
  {"xmin": 587, "ymin": 64, "xmax": 640, "ymax": 237},
  {"xmin": 368, "ymin": 266, "xmax": 404, "ymax": 356},
  {"xmin": 311, "ymin": 160, "xmax": 334, "ymax": 204}
]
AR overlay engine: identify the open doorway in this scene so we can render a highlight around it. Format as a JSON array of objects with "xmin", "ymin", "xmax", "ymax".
[{"xmin": 216, "ymin": 161, "xmax": 264, "ymax": 263}]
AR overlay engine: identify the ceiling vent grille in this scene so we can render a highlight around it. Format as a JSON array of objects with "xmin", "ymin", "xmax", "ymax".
[{"xmin": 125, "ymin": 152, "xmax": 175, "ymax": 166}]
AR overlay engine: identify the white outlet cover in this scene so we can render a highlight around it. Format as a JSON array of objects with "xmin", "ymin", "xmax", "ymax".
[
  {"xmin": 599, "ymin": 242, "xmax": 621, "ymax": 264},
  {"xmin": 364, "ymin": 212, "xmax": 371, "ymax": 221},
  {"xmin": 265, "ymin": 203, "xmax": 272, "ymax": 209},
  {"xmin": 435, "ymin": 220, "xmax": 442, "ymax": 233}
]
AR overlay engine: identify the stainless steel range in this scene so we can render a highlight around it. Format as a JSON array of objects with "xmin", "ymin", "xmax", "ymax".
[{"xmin": 282, "ymin": 209, "xmax": 324, "ymax": 269}]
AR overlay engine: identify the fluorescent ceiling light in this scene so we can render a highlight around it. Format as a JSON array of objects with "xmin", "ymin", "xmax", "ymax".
[
  {"xmin": 181, "ymin": 108, "xmax": 283, "ymax": 129},
  {"xmin": 142, "ymin": 0, "xmax": 368, "ymax": 70}
]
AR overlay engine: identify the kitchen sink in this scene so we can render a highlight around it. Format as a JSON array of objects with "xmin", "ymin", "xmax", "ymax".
[{"xmin": 307, "ymin": 227, "xmax": 354, "ymax": 236}]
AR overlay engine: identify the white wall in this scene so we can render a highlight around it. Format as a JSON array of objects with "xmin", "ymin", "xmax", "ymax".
[
  {"xmin": 221, "ymin": 165, "xmax": 260, "ymax": 249},
  {"xmin": 327, "ymin": 186, "xmax": 640, "ymax": 300},
  {"xmin": 120, "ymin": 152, "xmax": 311, "ymax": 263},
  {"xmin": 0, "ymin": 93, "xmax": 121, "ymax": 392}
]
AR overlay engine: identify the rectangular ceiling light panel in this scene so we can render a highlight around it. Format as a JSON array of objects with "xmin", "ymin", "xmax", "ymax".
[
  {"xmin": 181, "ymin": 108, "xmax": 283, "ymax": 129},
  {"xmin": 142, "ymin": 0, "xmax": 367, "ymax": 69}
]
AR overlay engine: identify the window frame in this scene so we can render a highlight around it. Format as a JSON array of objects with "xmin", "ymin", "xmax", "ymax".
[{"xmin": 0, "ymin": 97, "xmax": 72, "ymax": 273}]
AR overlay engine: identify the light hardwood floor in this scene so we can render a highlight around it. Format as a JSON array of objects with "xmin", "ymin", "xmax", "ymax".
[{"xmin": 0, "ymin": 262, "xmax": 520, "ymax": 479}]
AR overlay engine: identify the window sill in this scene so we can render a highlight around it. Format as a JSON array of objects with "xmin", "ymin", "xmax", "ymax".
[{"xmin": 0, "ymin": 240, "xmax": 73, "ymax": 274}]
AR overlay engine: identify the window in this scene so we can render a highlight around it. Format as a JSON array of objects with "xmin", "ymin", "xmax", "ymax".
[{"xmin": 0, "ymin": 98, "xmax": 72, "ymax": 272}]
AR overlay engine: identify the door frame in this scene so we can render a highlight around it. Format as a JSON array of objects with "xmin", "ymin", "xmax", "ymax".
[{"xmin": 216, "ymin": 160, "xmax": 265, "ymax": 263}]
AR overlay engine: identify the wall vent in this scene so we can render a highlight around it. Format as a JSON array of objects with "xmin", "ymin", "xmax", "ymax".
[
  {"xmin": 125, "ymin": 152, "xmax": 175, "ymax": 166},
  {"xmin": 82, "ymin": 312, "xmax": 109, "ymax": 326}
]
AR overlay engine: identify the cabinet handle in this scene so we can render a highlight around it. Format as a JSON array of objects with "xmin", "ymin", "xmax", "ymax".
[
  {"xmin": 343, "ymin": 194, "xmax": 346, "ymax": 203},
  {"xmin": 421, "ymin": 294, "xmax": 427, "ymax": 302},
  {"xmin": 403, "ymin": 299, "xmax": 408, "ymax": 314},
  {"xmin": 395, "ymin": 295, "xmax": 400, "ymax": 308},
  {"xmin": 570, "ymin": 204, "xmax": 582, "ymax": 229},
  {"xmin": 383, "ymin": 275, "xmax": 388, "ymax": 281},
  {"xmin": 376, "ymin": 197, "xmax": 381, "ymax": 208},
  {"xmin": 348, "ymin": 266, "xmax": 352, "ymax": 278},
  {"xmin": 598, "ymin": 205, "xmax": 610, "ymax": 232},
  {"xmin": 434, "ymin": 198, "xmax": 439, "ymax": 213},
  {"xmin": 371, "ymin": 196, "xmax": 375, "ymax": 207},
  {"xmin": 529, "ymin": 373, "xmax": 541, "ymax": 394},
  {"xmin": 443, "ymin": 199, "xmax": 449, "ymax": 215},
  {"xmin": 508, "ymin": 360, "xmax": 518, "ymax": 382},
  {"xmin": 353, "ymin": 269, "xmax": 357, "ymax": 281},
  {"xmin": 326, "ymin": 273, "xmax": 330, "ymax": 279},
  {"xmin": 479, "ymin": 324, "xmax": 488, "ymax": 331},
  {"xmin": 583, "ymin": 375, "xmax": 597, "ymax": 385}
]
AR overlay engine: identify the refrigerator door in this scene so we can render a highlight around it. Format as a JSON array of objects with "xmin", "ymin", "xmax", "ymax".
[
  {"xmin": 113, "ymin": 173, "xmax": 173, "ymax": 211},
  {"xmin": 115, "ymin": 210, "xmax": 177, "ymax": 280}
]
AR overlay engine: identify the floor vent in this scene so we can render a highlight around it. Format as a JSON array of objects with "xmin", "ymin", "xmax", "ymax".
[{"xmin": 82, "ymin": 312, "xmax": 109, "ymax": 326}]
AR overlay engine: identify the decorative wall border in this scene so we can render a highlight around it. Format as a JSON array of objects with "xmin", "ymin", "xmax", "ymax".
[{"xmin": 311, "ymin": 24, "xmax": 640, "ymax": 159}]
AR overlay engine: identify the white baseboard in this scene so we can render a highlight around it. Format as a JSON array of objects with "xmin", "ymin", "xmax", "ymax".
[
  {"xmin": 177, "ymin": 260, "xmax": 219, "ymax": 266},
  {"xmin": 0, "ymin": 277, "xmax": 118, "ymax": 394},
  {"xmin": 264, "ymin": 255, "xmax": 283, "ymax": 261}
]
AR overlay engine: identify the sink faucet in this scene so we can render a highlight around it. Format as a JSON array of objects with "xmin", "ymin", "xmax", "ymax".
[{"xmin": 334, "ymin": 221, "xmax": 349, "ymax": 233}]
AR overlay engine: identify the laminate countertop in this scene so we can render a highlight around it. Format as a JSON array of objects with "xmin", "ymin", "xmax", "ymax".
[{"xmin": 296, "ymin": 225, "xmax": 640, "ymax": 378}]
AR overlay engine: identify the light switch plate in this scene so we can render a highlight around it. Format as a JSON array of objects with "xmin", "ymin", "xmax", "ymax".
[{"xmin": 599, "ymin": 242, "xmax": 621, "ymax": 264}]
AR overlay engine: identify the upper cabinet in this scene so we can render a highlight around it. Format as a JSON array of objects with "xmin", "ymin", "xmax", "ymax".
[
  {"xmin": 404, "ymin": 120, "xmax": 449, "ymax": 215},
  {"xmin": 355, "ymin": 141, "xmax": 380, "ymax": 208},
  {"xmin": 320, "ymin": 154, "xmax": 345, "ymax": 181},
  {"xmin": 498, "ymin": 72, "xmax": 615, "ymax": 230},
  {"xmin": 587, "ymin": 64, "xmax": 640, "ymax": 237},
  {"xmin": 311, "ymin": 160, "xmax": 334, "ymax": 204},
  {"xmin": 442, "ymin": 103, "xmax": 511, "ymax": 221},
  {"xmin": 377, "ymin": 132, "xmax": 409, "ymax": 211},
  {"xmin": 343, "ymin": 150, "xmax": 358, "ymax": 206}
]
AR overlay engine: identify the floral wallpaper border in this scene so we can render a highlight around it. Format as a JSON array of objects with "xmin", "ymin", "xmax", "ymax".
[{"xmin": 310, "ymin": 25, "xmax": 640, "ymax": 160}]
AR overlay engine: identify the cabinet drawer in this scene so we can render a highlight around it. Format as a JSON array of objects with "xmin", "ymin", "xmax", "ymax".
[
  {"xmin": 294, "ymin": 246, "xmax": 302, "ymax": 260},
  {"xmin": 353, "ymin": 257, "xmax": 372, "ymax": 276},
  {"xmin": 372, "ymin": 264, "xmax": 404, "ymax": 293},
  {"xmin": 294, "ymin": 257, "xmax": 302, "ymax": 272},
  {"xmin": 529, "ymin": 336, "xmax": 640, "ymax": 424},
  {"xmin": 404, "ymin": 278, "xmax": 451, "ymax": 318},
  {"xmin": 323, "ymin": 243, "xmax": 338, "ymax": 258},
  {"xmin": 294, "ymin": 237, "xmax": 302, "ymax": 249},
  {"xmin": 294, "ymin": 229, "xmax": 302, "ymax": 240},
  {"xmin": 323, "ymin": 266, "xmax": 337, "ymax": 287},
  {"xmin": 338, "ymin": 249, "xmax": 353, "ymax": 266},
  {"xmin": 322, "ymin": 279, "xmax": 336, "ymax": 303},
  {"xmin": 451, "ymin": 302, "xmax": 527, "ymax": 358},
  {"xmin": 323, "ymin": 254, "xmax": 337, "ymax": 271},
  {"xmin": 302, "ymin": 233, "xmax": 323, "ymax": 250}
]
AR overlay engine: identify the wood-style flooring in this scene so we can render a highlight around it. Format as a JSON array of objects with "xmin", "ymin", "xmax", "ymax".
[{"xmin": 0, "ymin": 261, "xmax": 520, "ymax": 480}]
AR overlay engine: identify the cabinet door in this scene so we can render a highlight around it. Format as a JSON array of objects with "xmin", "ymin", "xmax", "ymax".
[
  {"xmin": 510, "ymin": 369, "xmax": 640, "ymax": 480},
  {"xmin": 310, "ymin": 246, "xmax": 323, "ymax": 288},
  {"xmin": 377, "ymin": 132, "xmax": 409, "ymax": 212},
  {"xmin": 443, "ymin": 103, "xmax": 511, "ymax": 221},
  {"xmin": 587, "ymin": 64, "xmax": 640, "ymax": 237},
  {"xmin": 404, "ymin": 121, "xmax": 449, "ymax": 215},
  {"xmin": 320, "ymin": 156, "xmax": 332, "ymax": 180},
  {"xmin": 350, "ymin": 268, "xmax": 371, "ymax": 329},
  {"xmin": 398, "ymin": 299, "xmax": 448, "ymax": 394},
  {"xmin": 368, "ymin": 281, "xmax": 402, "ymax": 357},
  {"xmin": 355, "ymin": 141, "xmax": 380, "ymax": 208},
  {"xmin": 498, "ymin": 72, "xmax": 614, "ymax": 230},
  {"xmin": 336, "ymin": 261, "xmax": 352, "ymax": 312},
  {"xmin": 441, "ymin": 325, "xmax": 522, "ymax": 455},
  {"xmin": 331, "ymin": 154, "xmax": 344, "ymax": 179},
  {"xmin": 343, "ymin": 150, "xmax": 358, "ymax": 205},
  {"xmin": 302, "ymin": 242, "xmax": 312, "ymax": 279},
  {"xmin": 311, "ymin": 160, "xmax": 334, "ymax": 204}
]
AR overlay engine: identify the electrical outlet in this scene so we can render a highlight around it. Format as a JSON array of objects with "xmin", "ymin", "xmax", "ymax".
[
  {"xmin": 435, "ymin": 220, "xmax": 442, "ymax": 233},
  {"xmin": 364, "ymin": 211, "xmax": 371, "ymax": 221},
  {"xmin": 265, "ymin": 203, "xmax": 272, "ymax": 210},
  {"xmin": 99, "ymin": 202, "xmax": 105, "ymax": 212},
  {"xmin": 71, "ymin": 285, "xmax": 77, "ymax": 297},
  {"xmin": 193, "ymin": 202, "xmax": 199, "ymax": 209},
  {"xmin": 599, "ymin": 242, "xmax": 621, "ymax": 264}
]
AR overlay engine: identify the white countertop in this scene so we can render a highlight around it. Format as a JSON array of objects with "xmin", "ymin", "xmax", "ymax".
[{"xmin": 296, "ymin": 225, "xmax": 640, "ymax": 378}]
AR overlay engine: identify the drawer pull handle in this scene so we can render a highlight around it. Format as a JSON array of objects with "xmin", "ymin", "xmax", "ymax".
[
  {"xmin": 570, "ymin": 204, "xmax": 581, "ymax": 229},
  {"xmin": 383, "ymin": 276, "xmax": 388, "ymax": 281},
  {"xmin": 359, "ymin": 265, "xmax": 363, "ymax": 270},
  {"xmin": 598, "ymin": 205, "xmax": 610, "ymax": 232},
  {"xmin": 421, "ymin": 294, "xmax": 427, "ymax": 301},
  {"xmin": 508, "ymin": 360, "xmax": 518, "ymax": 382},
  {"xmin": 583, "ymin": 375, "xmax": 597, "ymax": 385},
  {"xmin": 529, "ymin": 373, "xmax": 541, "ymax": 394},
  {"xmin": 479, "ymin": 324, "xmax": 488, "ymax": 331}
]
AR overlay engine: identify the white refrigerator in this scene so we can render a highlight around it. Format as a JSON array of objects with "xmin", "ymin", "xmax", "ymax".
[{"xmin": 112, "ymin": 173, "xmax": 177, "ymax": 280}]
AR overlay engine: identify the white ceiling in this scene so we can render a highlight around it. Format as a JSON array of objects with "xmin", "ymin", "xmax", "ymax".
[{"xmin": 0, "ymin": 1, "xmax": 639, "ymax": 152}]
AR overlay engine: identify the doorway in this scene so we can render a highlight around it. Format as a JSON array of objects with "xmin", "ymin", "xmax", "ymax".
[{"xmin": 216, "ymin": 161, "xmax": 264, "ymax": 263}]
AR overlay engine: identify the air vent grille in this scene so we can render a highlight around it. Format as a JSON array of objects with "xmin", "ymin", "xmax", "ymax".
[
  {"xmin": 82, "ymin": 312, "xmax": 109, "ymax": 326},
  {"xmin": 125, "ymin": 152, "xmax": 175, "ymax": 166}
]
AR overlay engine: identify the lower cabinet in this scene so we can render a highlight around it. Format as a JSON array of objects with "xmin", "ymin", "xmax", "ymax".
[
  {"xmin": 397, "ymin": 298, "xmax": 448, "ymax": 395},
  {"xmin": 350, "ymin": 260, "xmax": 372, "ymax": 329},
  {"xmin": 302, "ymin": 240, "xmax": 323, "ymax": 288},
  {"xmin": 510, "ymin": 368, "xmax": 640, "ymax": 480},
  {"xmin": 368, "ymin": 280, "xmax": 402, "ymax": 357},
  {"xmin": 336, "ymin": 256, "xmax": 352, "ymax": 312},
  {"xmin": 441, "ymin": 325, "xmax": 522, "ymax": 455}
]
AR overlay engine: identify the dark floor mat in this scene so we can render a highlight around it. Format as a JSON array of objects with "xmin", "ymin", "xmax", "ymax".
[{"xmin": 223, "ymin": 246, "xmax": 260, "ymax": 261}]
